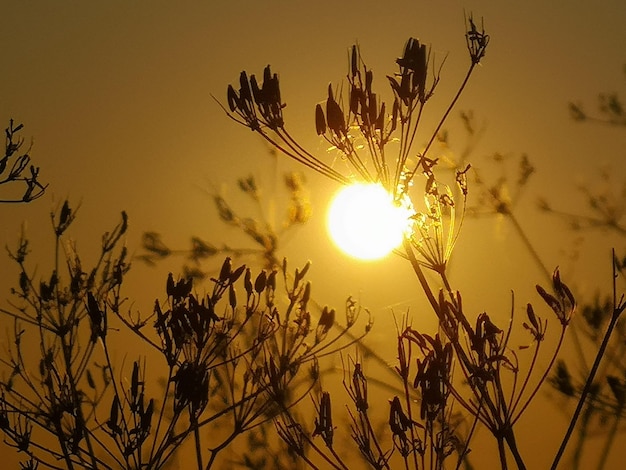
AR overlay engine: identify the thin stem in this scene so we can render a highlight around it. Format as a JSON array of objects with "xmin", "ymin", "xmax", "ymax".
[
  {"xmin": 511, "ymin": 327, "xmax": 566, "ymax": 425},
  {"xmin": 205, "ymin": 431, "xmax": 238, "ymax": 470},
  {"xmin": 402, "ymin": 238, "xmax": 438, "ymax": 313},
  {"xmin": 192, "ymin": 414, "xmax": 203, "ymax": 470},
  {"xmin": 551, "ymin": 250, "xmax": 625, "ymax": 469},
  {"xmin": 497, "ymin": 436, "xmax": 508, "ymax": 470},
  {"xmin": 552, "ymin": 326, "xmax": 618, "ymax": 469},
  {"xmin": 403, "ymin": 63, "xmax": 476, "ymax": 190}
]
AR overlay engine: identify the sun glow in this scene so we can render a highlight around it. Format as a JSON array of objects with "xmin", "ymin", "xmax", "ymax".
[{"xmin": 327, "ymin": 183, "xmax": 414, "ymax": 260}]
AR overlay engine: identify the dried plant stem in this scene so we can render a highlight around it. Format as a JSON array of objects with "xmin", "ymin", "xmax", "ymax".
[
  {"xmin": 503, "ymin": 428, "xmax": 526, "ymax": 470},
  {"xmin": 405, "ymin": 238, "xmax": 531, "ymax": 469},
  {"xmin": 505, "ymin": 209, "xmax": 588, "ymax": 377},
  {"xmin": 497, "ymin": 436, "xmax": 508, "ymax": 470},
  {"xmin": 551, "ymin": 250, "xmax": 625, "ymax": 469},
  {"xmin": 192, "ymin": 414, "xmax": 203, "ymax": 469},
  {"xmin": 53, "ymin": 236, "xmax": 100, "ymax": 470},
  {"xmin": 206, "ymin": 432, "xmax": 238, "ymax": 470},
  {"xmin": 511, "ymin": 327, "xmax": 566, "ymax": 425},
  {"xmin": 455, "ymin": 405, "xmax": 482, "ymax": 470},
  {"xmin": 402, "ymin": 377, "xmax": 420, "ymax": 470},
  {"xmin": 281, "ymin": 409, "xmax": 345, "ymax": 470},
  {"xmin": 402, "ymin": 238, "xmax": 438, "ymax": 313},
  {"xmin": 404, "ymin": 64, "xmax": 476, "ymax": 189}
]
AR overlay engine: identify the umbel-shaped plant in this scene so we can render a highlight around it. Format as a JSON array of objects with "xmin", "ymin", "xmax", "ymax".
[
  {"xmin": 0, "ymin": 201, "xmax": 370, "ymax": 469},
  {"xmin": 223, "ymin": 16, "xmax": 582, "ymax": 469}
]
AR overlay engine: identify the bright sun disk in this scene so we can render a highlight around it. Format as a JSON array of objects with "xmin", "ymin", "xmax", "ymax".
[{"xmin": 327, "ymin": 183, "xmax": 414, "ymax": 260}]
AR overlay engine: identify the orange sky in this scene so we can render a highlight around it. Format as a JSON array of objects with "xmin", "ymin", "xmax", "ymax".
[{"xmin": 1, "ymin": 1, "xmax": 626, "ymax": 467}]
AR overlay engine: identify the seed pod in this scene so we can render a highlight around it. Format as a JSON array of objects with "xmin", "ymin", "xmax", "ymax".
[
  {"xmin": 166, "ymin": 273, "xmax": 175, "ymax": 297},
  {"xmin": 368, "ymin": 93, "xmax": 377, "ymax": 125},
  {"xmin": 301, "ymin": 282, "xmax": 311, "ymax": 308},
  {"xmin": 326, "ymin": 94, "xmax": 345, "ymax": 135},
  {"xmin": 526, "ymin": 303, "xmax": 539, "ymax": 330},
  {"xmin": 295, "ymin": 261, "xmax": 311, "ymax": 284},
  {"xmin": 349, "ymin": 85, "xmax": 360, "ymax": 116},
  {"xmin": 86, "ymin": 292, "xmax": 105, "ymax": 340},
  {"xmin": 315, "ymin": 104, "xmax": 326, "ymax": 135},
  {"xmin": 315, "ymin": 307, "xmax": 335, "ymax": 344},
  {"xmin": 239, "ymin": 71, "xmax": 252, "ymax": 103},
  {"xmin": 244, "ymin": 268, "xmax": 252, "ymax": 296},
  {"xmin": 230, "ymin": 264, "xmax": 246, "ymax": 283},
  {"xmin": 536, "ymin": 285, "xmax": 563, "ymax": 319},
  {"xmin": 229, "ymin": 284, "xmax": 237, "ymax": 310},
  {"xmin": 142, "ymin": 399, "xmax": 154, "ymax": 432},
  {"xmin": 266, "ymin": 270, "xmax": 277, "ymax": 291},
  {"xmin": 375, "ymin": 102, "xmax": 386, "ymax": 130},
  {"xmin": 250, "ymin": 75, "xmax": 262, "ymax": 103},
  {"xmin": 227, "ymin": 85, "xmax": 239, "ymax": 112},
  {"xmin": 351, "ymin": 44, "xmax": 358, "ymax": 77},
  {"xmin": 254, "ymin": 270, "xmax": 267, "ymax": 294},
  {"xmin": 365, "ymin": 70, "xmax": 373, "ymax": 93},
  {"xmin": 19, "ymin": 271, "xmax": 29, "ymax": 295},
  {"xmin": 107, "ymin": 396, "xmax": 120, "ymax": 435},
  {"xmin": 59, "ymin": 200, "xmax": 72, "ymax": 228},
  {"xmin": 219, "ymin": 257, "xmax": 232, "ymax": 283},
  {"xmin": 86, "ymin": 369, "xmax": 96, "ymax": 389}
]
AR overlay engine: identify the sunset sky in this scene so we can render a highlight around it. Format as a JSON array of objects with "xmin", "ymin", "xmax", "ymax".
[{"xmin": 1, "ymin": 1, "xmax": 626, "ymax": 467}]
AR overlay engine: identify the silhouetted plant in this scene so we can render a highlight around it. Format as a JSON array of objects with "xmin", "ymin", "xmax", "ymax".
[
  {"xmin": 515, "ymin": 83, "xmax": 626, "ymax": 470},
  {"xmin": 2, "ymin": 13, "xmax": 622, "ymax": 470},
  {"xmin": 0, "ymin": 201, "xmax": 128, "ymax": 468},
  {"xmin": 527, "ymin": 68, "xmax": 626, "ymax": 467},
  {"xmin": 0, "ymin": 119, "xmax": 46, "ymax": 203},
  {"xmin": 0, "ymin": 200, "xmax": 369, "ymax": 468},
  {"xmin": 140, "ymin": 170, "xmax": 311, "ymax": 278},
  {"xmin": 539, "ymin": 167, "xmax": 626, "ymax": 237},
  {"xmin": 429, "ymin": 56, "xmax": 626, "ymax": 469},
  {"xmin": 222, "ymin": 15, "xmax": 586, "ymax": 470},
  {"xmin": 434, "ymin": 81, "xmax": 626, "ymax": 469},
  {"xmin": 569, "ymin": 64, "xmax": 626, "ymax": 127}
]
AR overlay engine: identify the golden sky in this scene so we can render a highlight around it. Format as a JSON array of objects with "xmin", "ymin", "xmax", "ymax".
[{"xmin": 1, "ymin": 1, "xmax": 626, "ymax": 467}]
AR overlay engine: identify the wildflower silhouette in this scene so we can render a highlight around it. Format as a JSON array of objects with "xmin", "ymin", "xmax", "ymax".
[
  {"xmin": 4, "ymin": 14, "xmax": 620, "ymax": 470},
  {"xmin": 0, "ymin": 119, "xmax": 46, "ymax": 204},
  {"xmin": 0, "ymin": 199, "xmax": 369, "ymax": 468},
  {"xmin": 223, "ymin": 15, "xmax": 582, "ymax": 469}
]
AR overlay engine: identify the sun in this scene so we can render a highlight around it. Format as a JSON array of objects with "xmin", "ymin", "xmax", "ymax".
[{"xmin": 327, "ymin": 183, "xmax": 414, "ymax": 260}]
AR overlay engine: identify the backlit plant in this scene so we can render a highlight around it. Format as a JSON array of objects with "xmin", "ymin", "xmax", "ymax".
[
  {"xmin": 1, "ymin": 14, "xmax": 624, "ymax": 470},
  {"xmin": 221, "ymin": 14, "xmax": 587, "ymax": 469},
  {"xmin": 0, "ymin": 119, "xmax": 46, "ymax": 204}
]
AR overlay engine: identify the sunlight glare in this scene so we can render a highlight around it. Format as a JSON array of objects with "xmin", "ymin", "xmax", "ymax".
[{"xmin": 327, "ymin": 183, "xmax": 414, "ymax": 260}]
